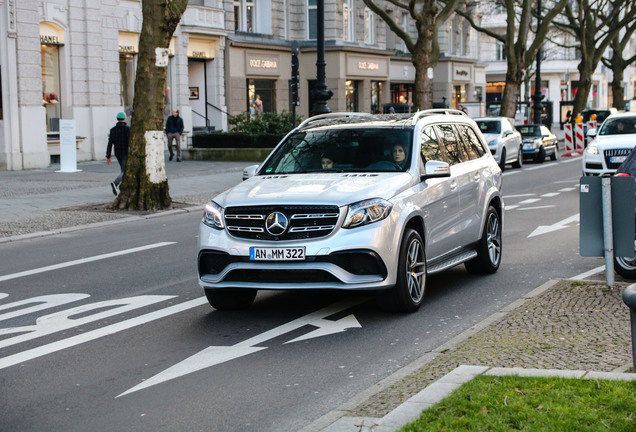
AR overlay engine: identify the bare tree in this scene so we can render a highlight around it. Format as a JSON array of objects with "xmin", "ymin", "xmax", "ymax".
[
  {"xmin": 457, "ymin": 0, "xmax": 568, "ymax": 118},
  {"xmin": 362, "ymin": 0, "xmax": 463, "ymax": 110},
  {"xmin": 601, "ymin": 12, "xmax": 636, "ymax": 110},
  {"xmin": 114, "ymin": 0, "xmax": 189, "ymax": 210},
  {"xmin": 554, "ymin": 0, "xmax": 636, "ymax": 116}
]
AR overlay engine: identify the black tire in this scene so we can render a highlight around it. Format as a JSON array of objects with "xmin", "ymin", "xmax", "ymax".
[
  {"xmin": 498, "ymin": 148, "xmax": 506, "ymax": 172},
  {"xmin": 550, "ymin": 143, "xmax": 558, "ymax": 161},
  {"xmin": 377, "ymin": 228, "xmax": 426, "ymax": 313},
  {"xmin": 534, "ymin": 146, "xmax": 546, "ymax": 164},
  {"xmin": 615, "ymin": 240, "xmax": 636, "ymax": 279},
  {"xmin": 512, "ymin": 146, "xmax": 523, "ymax": 168},
  {"xmin": 465, "ymin": 206, "xmax": 502, "ymax": 274},
  {"xmin": 205, "ymin": 289, "xmax": 257, "ymax": 310}
]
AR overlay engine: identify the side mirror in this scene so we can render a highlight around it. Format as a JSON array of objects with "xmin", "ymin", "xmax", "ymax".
[
  {"xmin": 242, "ymin": 164, "xmax": 259, "ymax": 181},
  {"xmin": 421, "ymin": 160, "xmax": 451, "ymax": 181},
  {"xmin": 587, "ymin": 128, "xmax": 597, "ymax": 138}
]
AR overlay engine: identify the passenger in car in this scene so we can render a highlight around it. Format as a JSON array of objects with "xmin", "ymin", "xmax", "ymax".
[
  {"xmin": 321, "ymin": 153, "xmax": 335, "ymax": 169},
  {"xmin": 392, "ymin": 143, "xmax": 408, "ymax": 168}
]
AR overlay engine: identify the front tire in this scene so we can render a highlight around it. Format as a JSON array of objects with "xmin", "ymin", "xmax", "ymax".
[
  {"xmin": 377, "ymin": 229, "xmax": 426, "ymax": 312},
  {"xmin": 498, "ymin": 148, "xmax": 506, "ymax": 172},
  {"xmin": 512, "ymin": 146, "xmax": 523, "ymax": 168},
  {"xmin": 465, "ymin": 206, "xmax": 502, "ymax": 274},
  {"xmin": 534, "ymin": 146, "xmax": 546, "ymax": 164},
  {"xmin": 550, "ymin": 143, "xmax": 559, "ymax": 161},
  {"xmin": 205, "ymin": 289, "xmax": 257, "ymax": 310},
  {"xmin": 615, "ymin": 239, "xmax": 636, "ymax": 279}
]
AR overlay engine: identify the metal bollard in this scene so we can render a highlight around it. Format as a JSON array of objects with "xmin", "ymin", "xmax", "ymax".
[{"xmin": 622, "ymin": 284, "xmax": 636, "ymax": 372}]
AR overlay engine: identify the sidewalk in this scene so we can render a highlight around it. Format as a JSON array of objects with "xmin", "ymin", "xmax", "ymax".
[
  {"xmin": 0, "ymin": 158, "xmax": 252, "ymax": 239},
  {"xmin": 1, "ymin": 158, "xmax": 634, "ymax": 432}
]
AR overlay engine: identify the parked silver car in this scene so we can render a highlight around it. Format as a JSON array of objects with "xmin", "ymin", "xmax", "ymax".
[
  {"xmin": 475, "ymin": 117, "xmax": 523, "ymax": 171},
  {"xmin": 198, "ymin": 110, "xmax": 504, "ymax": 312}
]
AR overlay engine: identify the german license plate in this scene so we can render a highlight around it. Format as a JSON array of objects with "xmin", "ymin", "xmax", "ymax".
[
  {"xmin": 250, "ymin": 247, "xmax": 306, "ymax": 261},
  {"xmin": 610, "ymin": 155, "xmax": 626, "ymax": 164}
]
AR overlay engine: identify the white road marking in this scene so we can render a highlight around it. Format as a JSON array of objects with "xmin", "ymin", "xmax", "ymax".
[
  {"xmin": 504, "ymin": 193, "xmax": 536, "ymax": 199},
  {"xmin": 518, "ymin": 198, "xmax": 541, "ymax": 205},
  {"xmin": 517, "ymin": 205, "xmax": 555, "ymax": 211},
  {"xmin": 528, "ymin": 214, "xmax": 579, "ymax": 238},
  {"xmin": 558, "ymin": 187, "xmax": 576, "ymax": 192},
  {"xmin": 0, "ymin": 295, "xmax": 175, "ymax": 349},
  {"xmin": 0, "ymin": 297, "xmax": 207, "ymax": 371},
  {"xmin": 570, "ymin": 265, "xmax": 606, "ymax": 280},
  {"xmin": 541, "ymin": 193, "xmax": 560, "ymax": 197},
  {"xmin": 118, "ymin": 298, "xmax": 363, "ymax": 397},
  {"xmin": 0, "ymin": 242, "xmax": 176, "ymax": 283}
]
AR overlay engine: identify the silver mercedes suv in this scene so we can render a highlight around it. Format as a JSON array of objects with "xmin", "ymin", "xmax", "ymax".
[{"xmin": 198, "ymin": 110, "xmax": 504, "ymax": 312}]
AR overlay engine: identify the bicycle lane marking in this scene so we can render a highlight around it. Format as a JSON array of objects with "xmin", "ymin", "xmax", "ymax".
[{"xmin": 0, "ymin": 242, "xmax": 176, "ymax": 283}]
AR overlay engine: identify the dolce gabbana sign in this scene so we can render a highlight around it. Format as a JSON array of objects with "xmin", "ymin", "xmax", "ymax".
[
  {"xmin": 347, "ymin": 54, "xmax": 388, "ymax": 77},
  {"xmin": 453, "ymin": 65, "xmax": 472, "ymax": 81},
  {"xmin": 246, "ymin": 52, "xmax": 280, "ymax": 76}
]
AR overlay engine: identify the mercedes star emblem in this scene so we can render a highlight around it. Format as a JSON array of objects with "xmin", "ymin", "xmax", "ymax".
[{"xmin": 265, "ymin": 212, "xmax": 289, "ymax": 236}]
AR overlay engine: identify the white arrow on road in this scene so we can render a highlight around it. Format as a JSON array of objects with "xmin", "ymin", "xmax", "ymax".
[
  {"xmin": 528, "ymin": 214, "xmax": 579, "ymax": 238},
  {"xmin": 118, "ymin": 298, "xmax": 363, "ymax": 397}
]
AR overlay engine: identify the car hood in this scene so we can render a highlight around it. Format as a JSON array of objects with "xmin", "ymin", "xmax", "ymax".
[
  {"xmin": 592, "ymin": 134, "xmax": 636, "ymax": 149},
  {"xmin": 481, "ymin": 133, "xmax": 501, "ymax": 143},
  {"xmin": 212, "ymin": 173, "xmax": 414, "ymax": 207}
]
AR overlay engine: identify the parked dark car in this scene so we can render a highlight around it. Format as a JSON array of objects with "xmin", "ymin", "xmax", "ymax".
[
  {"xmin": 614, "ymin": 147, "xmax": 636, "ymax": 279},
  {"xmin": 516, "ymin": 124, "xmax": 558, "ymax": 163}
]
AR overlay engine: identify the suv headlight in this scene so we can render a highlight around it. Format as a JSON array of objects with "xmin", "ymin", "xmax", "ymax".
[
  {"xmin": 342, "ymin": 198, "xmax": 392, "ymax": 229},
  {"xmin": 202, "ymin": 201, "xmax": 224, "ymax": 229},
  {"xmin": 585, "ymin": 145, "xmax": 599, "ymax": 155},
  {"xmin": 488, "ymin": 138, "xmax": 499, "ymax": 147}
]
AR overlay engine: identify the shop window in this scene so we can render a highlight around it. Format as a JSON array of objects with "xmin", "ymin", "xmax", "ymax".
[
  {"xmin": 41, "ymin": 43, "xmax": 61, "ymax": 132},
  {"xmin": 391, "ymin": 83, "xmax": 412, "ymax": 104},
  {"xmin": 345, "ymin": 80, "xmax": 358, "ymax": 112},
  {"xmin": 371, "ymin": 81, "xmax": 383, "ymax": 114},
  {"xmin": 119, "ymin": 53, "xmax": 135, "ymax": 120},
  {"xmin": 308, "ymin": 0, "xmax": 317, "ymax": 40},
  {"xmin": 247, "ymin": 79, "xmax": 277, "ymax": 114}
]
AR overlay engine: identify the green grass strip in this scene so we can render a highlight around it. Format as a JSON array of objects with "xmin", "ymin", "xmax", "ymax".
[{"xmin": 400, "ymin": 375, "xmax": 636, "ymax": 431}]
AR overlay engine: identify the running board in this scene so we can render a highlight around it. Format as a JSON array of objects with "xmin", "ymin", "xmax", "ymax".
[{"xmin": 427, "ymin": 250, "xmax": 478, "ymax": 274}]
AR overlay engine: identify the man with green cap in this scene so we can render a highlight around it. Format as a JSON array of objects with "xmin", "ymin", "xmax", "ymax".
[{"xmin": 106, "ymin": 112, "xmax": 130, "ymax": 196}]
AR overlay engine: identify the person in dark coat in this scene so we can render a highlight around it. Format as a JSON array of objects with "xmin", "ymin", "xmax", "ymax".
[
  {"xmin": 106, "ymin": 112, "xmax": 130, "ymax": 196},
  {"xmin": 165, "ymin": 109, "xmax": 184, "ymax": 161}
]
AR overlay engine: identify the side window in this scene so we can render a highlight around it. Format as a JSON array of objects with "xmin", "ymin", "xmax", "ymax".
[
  {"xmin": 434, "ymin": 124, "xmax": 465, "ymax": 165},
  {"xmin": 456, "ymin": 124, "xmax": 486, "ymax": 160},
  {"xmin": 420, "ymin": 126, "xmax": 443, "ymax": 163}
]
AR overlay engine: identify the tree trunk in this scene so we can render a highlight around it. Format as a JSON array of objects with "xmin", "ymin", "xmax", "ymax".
[
  {"xmin": 572, "ymin": 60, "xmax": 594, "ymax": 117},
  {"xmin": 500, "ymin": 64, "xmax": 523, "ymax": 118},
  {"xmin": 113, "ymin": 0, "xmax": 188, "ymax": 211},
  {"xmin": 412, "ymin": 42, "xmax": 434, "ymax": 110},
  {"xmin": 610, "ymin": 63, "xmax": 625, "ymax": 111}
]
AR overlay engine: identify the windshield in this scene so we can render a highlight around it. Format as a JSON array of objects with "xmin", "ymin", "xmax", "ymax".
[
  {"xmin": 477, "ymin": 120, "xmax": 501, "ymax": 134},
  {"xmin": 259, "ymin": 128, "xmax": 413, "ymax": 174},
  {"xmin": 599, "ymin": 118, "xmax": 636, "ymax": 136},
  {"xmin": 517, "ymin": 125, "xmax": 541, "ymax": 137}
]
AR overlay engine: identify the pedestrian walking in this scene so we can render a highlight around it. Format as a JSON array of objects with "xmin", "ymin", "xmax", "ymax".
[
  {"xmin": 165, "ymin": 109, "xmax": 184, "ymax": 161},
  {"xmin": 106, "ymin": 112, "xmax": 130, "ymax": 196}
]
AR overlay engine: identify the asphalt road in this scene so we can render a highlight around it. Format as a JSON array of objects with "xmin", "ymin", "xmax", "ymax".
[{"xmin": 0, "ymin": 154, "xmax": 604, "ymax": 432}]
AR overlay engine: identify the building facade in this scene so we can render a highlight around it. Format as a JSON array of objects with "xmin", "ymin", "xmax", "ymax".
[{"xmin": 0, "ymin": 0, "xmax": 487, "ymax": 170}]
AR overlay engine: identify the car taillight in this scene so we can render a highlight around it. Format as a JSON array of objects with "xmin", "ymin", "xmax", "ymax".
[{"xmin": 615, "ymin": 173, "xmax": 630, "ymax": 177}]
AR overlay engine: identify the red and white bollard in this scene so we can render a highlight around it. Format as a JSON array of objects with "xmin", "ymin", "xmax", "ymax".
[
  {"xmin": 564, "ymin": 123, "xmax": 573, "ymax": 153},
  {"xmin": 575, "ymin": 122, "xmax": 585, "ymax": 151}
]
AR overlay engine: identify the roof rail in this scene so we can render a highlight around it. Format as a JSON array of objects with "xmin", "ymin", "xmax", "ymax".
[
  {"xmin": 410, "ymin": 109, "xmax": 467, "ymax": 126},
  {"xmin": 296, "ymin": 112, "xmax": 372, "ymax": 129}
]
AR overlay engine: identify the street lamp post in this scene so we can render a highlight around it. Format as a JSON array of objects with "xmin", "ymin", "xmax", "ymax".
[
  {"xmin": 310, "ymin": 0, "xmax": 333, "ymax": 116},
  {"xmin": 532, "ymin": 0, "xmax": 544, "ymax": 125}
]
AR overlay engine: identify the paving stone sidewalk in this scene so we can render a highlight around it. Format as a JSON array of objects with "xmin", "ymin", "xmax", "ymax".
[{"xmin": 349, "ymin": 278, "xmax": 632, "ymax": 420}]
